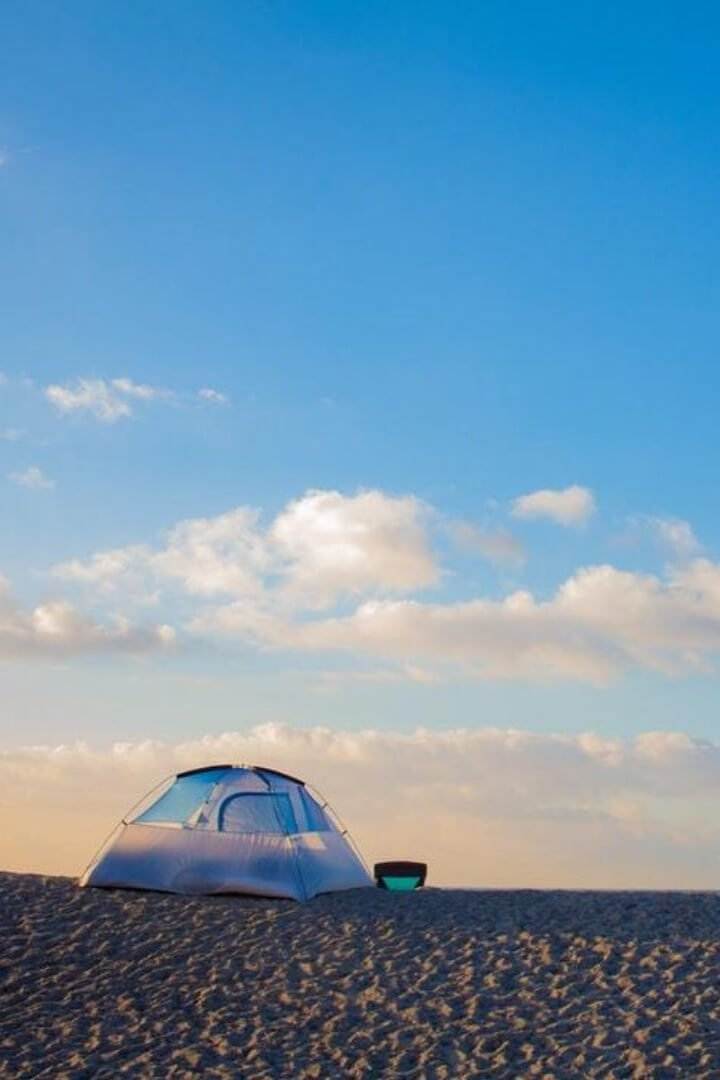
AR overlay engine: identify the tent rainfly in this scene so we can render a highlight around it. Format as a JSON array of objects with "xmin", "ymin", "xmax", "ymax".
[{"xmin": 80, "ymin": 764, "xmax": 373, "ymax": 901}]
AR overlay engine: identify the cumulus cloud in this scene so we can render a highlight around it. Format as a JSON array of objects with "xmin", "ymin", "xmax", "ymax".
[
  {"xmin": 0, "ymin": 575, "xmax": 174, "ymax": 659},
  {"xmin": 512, "ymin": 485, "xmax": 596, "ymax": 526},
  {"xmin": 3, "ymin": 723, "xmax": 720, "ymax": 887},
  {"xmin": 196, "ymin": 559, "xmax": 720, "ymax": 684},
  {"xmin": 270, "ymin": 490, "xmax": 437, "ymax": 608},
  {"xmin": 198, "ymin": 387, "xmax": 229, "ymax": 405},
  {"xmin": 153, "ymin": 509, "xmax": 269, "ymax": 596},
  {"xmin": 55, "ymin": 508, "xmax": 270, "ymax": 603},
  {"xmin": 9, "ymin": 466, "xmax": 53, "ymax": 490},
  {"xmin": 45, "ymin": 377, "xmax": 172, "ymax": 422},
  {"xmin": 449, "ymin": 521, "xmax": 526, "ymax": 567},
  {"xmin": 51, "ymin": 487, "xmax": 720, "ymax": 684},
  {"xmin": 54, "ymin": 489, "xmax": 439, "ymax": 611}
]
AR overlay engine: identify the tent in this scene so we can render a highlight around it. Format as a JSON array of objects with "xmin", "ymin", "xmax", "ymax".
[{"xmin": 80, "ymin": 764, "xmax": 373, "ymax": 901}]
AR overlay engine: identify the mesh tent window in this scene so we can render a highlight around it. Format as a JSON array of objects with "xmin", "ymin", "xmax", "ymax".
[
  {"xmin": 134, "ymin": 768, "xmax": 229, "ymax": 826},
  {"xmin": 218, "ymin": 792, "xmax": 298, "ymax": 835},
  {"xmin": 299, "ymin": 788, "xmax": 331, "ymax": 831}
]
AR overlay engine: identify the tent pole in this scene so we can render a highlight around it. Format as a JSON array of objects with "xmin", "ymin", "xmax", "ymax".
[
  {"xmin": 77, "ymin": 771, "xmax": 176, "ymax": 886},
  {"xmin": 307, "ymin": 782, "xmax": 372, "ymax": 878}
]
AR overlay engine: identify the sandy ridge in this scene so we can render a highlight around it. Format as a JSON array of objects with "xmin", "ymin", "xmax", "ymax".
[{"xmin": 3, "ymin": 873, "xmax": 720, "ymax": 1077}]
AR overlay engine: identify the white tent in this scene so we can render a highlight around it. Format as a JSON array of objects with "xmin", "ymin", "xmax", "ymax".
[{"xmin": 80, "ymin": 764, "xmax": 373, "ymax": 901}]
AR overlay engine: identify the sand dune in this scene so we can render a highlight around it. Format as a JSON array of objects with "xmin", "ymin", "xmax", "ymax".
[{"xmin": 3, "ymin": 873, "xmax": 720, "ymax": 1077}]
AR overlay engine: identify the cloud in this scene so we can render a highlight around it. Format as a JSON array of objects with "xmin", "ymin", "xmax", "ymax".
[
  {"xmin": 45, "ymin": 377, "xmax": 172, "ymax": 422},
  {"xmin": 270, "ymin": 490, "xmax": 438, "ymax": 608},
  {"xmin": 198, "ymin": 387, "xmax": 229, "ymax": 405},
  {"xmin": 54, "ymin": 489, "xmax": 439, "ymax": 611},
  {"xmin": 110, "ymin": 377, "xmax": 170, "ymax": 401},
  {"xmin": 152, "ymin": 509, "xmax": 270, "ymax": 596},
  {"xmin": 512, "ymin": 485, "xmax": 596, "ymax": 526},
  {"xmin": 649, "ymin": 517, "xmax": 701, "ymax": 559},
  {"xmin": 0, "ymin": 428, "xmax": 22, "ymax": 442},
  {"xmin": 0, "ymin": 575, "xmax": 174, "ymax": 659},
  {"xmin": 9, "ymin": 466, "xmax": 53, "ymax": 490},
  {"xmin": 449, "ymin": 521, "xmax": 526, "ymax": 567},
  {"xmin": 616, "ymin": 515, "xmax": 703, "ymax": 562},
  {"xmin": 196, "ymin": 559, "xmax": 720, "ymax": 684},
  {"xmin": 3, "ymin": 723, "xmax": 720, "ymax": 887},
  {"xmin": 51, "ymin": 488, "xmax": 720, "ymax": 684},
  {"xmin": 46, "ymin": 379, "xmax": 132, "ymax": 422},
  {"xmin": 55, "ymin": 508, "xmax": 269, "ymax": 602}
]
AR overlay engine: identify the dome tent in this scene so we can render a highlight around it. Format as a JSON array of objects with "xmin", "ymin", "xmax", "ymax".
[{"xmin": 80, "ymin": 764, "xmax": 373, "ymax": 901}]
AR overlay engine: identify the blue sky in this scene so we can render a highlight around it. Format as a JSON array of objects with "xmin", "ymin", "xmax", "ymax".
[{"xmin": 2, "ymin": 1, "xmax": 720, "ymax": 758}]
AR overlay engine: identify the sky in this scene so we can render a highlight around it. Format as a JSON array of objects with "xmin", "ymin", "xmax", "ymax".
[{"xmin": 2, "ymin": 2, "xmax": 720, "ymax": 885}]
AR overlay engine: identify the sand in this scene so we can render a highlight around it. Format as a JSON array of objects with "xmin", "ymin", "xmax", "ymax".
[{"xmin": 3, "ymin": 874, "xmax": 720, "ymax": 1078}]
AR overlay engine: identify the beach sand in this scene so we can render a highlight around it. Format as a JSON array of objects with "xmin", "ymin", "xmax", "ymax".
[{"xmin": 3, "ymin": 873, "xmax": 720, "ymax": 1077}]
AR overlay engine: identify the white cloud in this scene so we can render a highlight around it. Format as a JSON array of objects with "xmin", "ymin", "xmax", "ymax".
[
  {"xmin": 649, "ymin": 516, "xmax": 701, "ymax": 559},
  {"xmin": 512, "ymin": 484, "xmax": 596, "ymax": 526},
  {"xmin": 198, "ymin": 387, "xmax": 229, "ymax": 405},
  {"xmin": 51, "ymin": 487, "xmax": 720, "ymax": 684},
  {"xmin": 46, "ymin": 378, "xmax": 131, "ymax": 422},
  {"xmin": 196, "ymin": 559, "xmax": 720, "ymax": 684},
  {"xmin": 111, "ymin": 377, "xmax": 170, "ymax": 401},
  {"xmin": 54, "ymin": 489, "xmax": 439, "ymax": 611},
  {"xmin": 3, "ymin": 723, "xmax": 720, "ymax": 887},
  {"xmin": 9, "ymin": 465, "xmax": 53, "ymax": 490},
  {"xmin": 270, "ymin": 490, "xmax": 438, "ymax": 608},
  {"xmin": 153, "ymin": 509, "xmax": 269, "ymax": 596},
  {"xmin": 55, "ymin": 509, "xmax": 269, "ymax": 602},
  {"xmin": 53, "ymin": 544, "xmax": 154, "ymax": 593},
  {"xmin": 0, "ymin": 576, "xmax": 174, "ymax": 659},
  {"xmin": 0, "ymin": 428, "xmax": 22, "ymax": 442},
  {"xmin": 45, "ymin": 377, "xmax": 171, "ymax": 422},
  {"xmin": 449, "ymin": 521, "xmax": 526, "ymax": 567},
  {"xmin": 614, "ymin": 515, "xmax": 702, "ymax": 562}
]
